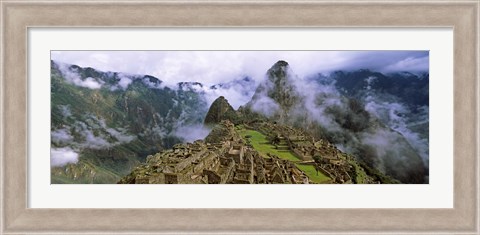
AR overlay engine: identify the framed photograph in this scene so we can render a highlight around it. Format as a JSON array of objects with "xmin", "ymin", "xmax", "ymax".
[{"xmin": 1, "ymin": 0, "xmax": 478, "ymax": 234}]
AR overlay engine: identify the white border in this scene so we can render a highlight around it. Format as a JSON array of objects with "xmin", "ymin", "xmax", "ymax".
[{"xmin": 28, "ymin": 28, "xmax": 453, "ymax": 208}]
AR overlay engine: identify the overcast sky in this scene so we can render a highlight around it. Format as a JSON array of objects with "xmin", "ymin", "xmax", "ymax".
[{"xmin": 51, "ymin": 51, "xmax": 429, "ymax": 87}]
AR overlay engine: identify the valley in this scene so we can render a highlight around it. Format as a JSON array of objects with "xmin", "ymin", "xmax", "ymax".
[{"xmin": 51, "ymin": 56, "xmax": 429, "ymax": 184}]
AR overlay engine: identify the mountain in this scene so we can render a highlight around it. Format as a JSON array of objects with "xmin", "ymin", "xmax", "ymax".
[
  {"xmin": 209, "ymin": 76, "xmax": 256, "ymax": 95},
  {"xmin": 328, "ymin": 70, "xmax": 429, "ymax": 109},
  {"xmin": 324, "ymin": 70, "xmax": 429, "ymax": 166},
  {"xmin": 52, "ymin": 59, "xmax": 429, "ymax": 184},
  {"xmin": 242, "ymin": 61, "xmax": 428, "ymax": 183},
  {"xmin": 246, "ymin": 60, "xmax": 302, "ymax": 122},
  {"xmin": 50, "ymin": 61, "xmax": 209, "ymax": 183},
  {"xmin": 204, "ymin": 96, "xmax": 239, "ymax": 125}
]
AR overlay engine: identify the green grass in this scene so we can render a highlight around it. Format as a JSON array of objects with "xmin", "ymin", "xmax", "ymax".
[
  {"xmin": 237, "ymin": 128, "xmax": 300, "ymax": 162},
  {"xmin": 295, "ymin": 164, "xmax": 331, "ymax": 184},
  {"xmin": 237, "ymin": 127, "xmax": 331, "ymax": 183}
]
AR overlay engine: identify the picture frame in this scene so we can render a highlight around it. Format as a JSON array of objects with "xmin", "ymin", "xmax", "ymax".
[{"xmin": 1, "ymin": 0, "xmax": 478, "ymax": 234}]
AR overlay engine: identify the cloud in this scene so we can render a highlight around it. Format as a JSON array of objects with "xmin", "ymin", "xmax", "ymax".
[
  {"xmin": 246, "ymin": 63, "xmax": 428, "ymax": 182},
  {"xmin": 204, "ymin": 77, "xmax": 256, "ymax": 109},
  {"xmin": 141, "ymin": 76, "xmax": 164, "ymax": 89},
  {"xmin": 51, "ymin": 51, "xmax": 429, "ymax": 181},
  {"xmin": 53, "ymin": 113, "xmax": 137, "ymax": 151},
  {"xmin": 51, "ymin": 51, "xmax": 429, "ymax": 88},
  {"xmin": 250, "ymin": 96, "xmax": 280, "ymax": 118},
  {"xmin": 364, "ymin": 96, "xmax": 429, "ymax": 165},
  {"xmin": 82, "ymin": 128, "xmax": 112, "ymax": 149},
  {"xmin": 56, "ymin": 62, "xmax": 104, "ymax": 89},
  {"xmin": 51, "ymin": 128, "xmax": 74, "ymax": 145},
  {"xmin": 80, "ymin": 77, "xmax": 103, "ymax": 89},
  {"xmin": 106, "ymin": 127, "xmax": 136, "ymax": 143},
  {"xmin": 117, "ymin": 75, "xmax": 133, "ymax": 89},
  {"xmin": 58, "ymin": 105, "xmax": 72, "ymax": 117},
  {"xmin": 173, "ymin": 124, "xmax": 212, "ymax": 143},
  {"xmin": 52, "ymin": 51, "xmax": 429, "ymax": 109},
  {"xmin": 382, "ymin": 56, "xmax": 429, "ymax": 72},
  {"xmin": 51, "ymin": 147, "xmax": 79, "ymax": 167}
]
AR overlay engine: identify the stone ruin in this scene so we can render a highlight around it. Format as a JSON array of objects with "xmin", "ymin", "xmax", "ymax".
[
  {"xmin": 250, "ymin": 122, "xmax": 354, "ymax": 184},
  {"xmin": 119, "ymin": 120, "xmax": 311, "ymax": 184}
]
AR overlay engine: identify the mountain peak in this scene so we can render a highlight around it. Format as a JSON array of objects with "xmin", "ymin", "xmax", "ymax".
[
  {"xmin": 204, "ymin": 96, "xmax": 239, "ymax": 125},
  {"xmin": 268, "ymin": 60, "xmax": 289, "ymax": 78},
  {"xmin": 273, "ymin": 60, "xmax": 289, "ymax": 67}
]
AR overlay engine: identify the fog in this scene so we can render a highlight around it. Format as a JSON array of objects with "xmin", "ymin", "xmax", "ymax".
[
  {"xmin": 51, "ymin": 52, "xmax": 429, "ymax": 182},
  {"xmin": 247, "ymin": 63, "xmax": 428, "ymax": 182},
  {"xmin": 52, "ymin": 109, "xmax": 137, "ymax": 150},
  {"xmin": 173, "ymin": 124, "xmax": 212, "ymax": 143},
  {"xmin": 56, "ymin": 62, "xmax": 104, "ymax": 89},
  {"xmin": 52, "ymin": 51, "xmax": 428, "ymax": 88},
  {"xmin": 51, "ymin": 147, "xmax": 79, "ymax": 167}
]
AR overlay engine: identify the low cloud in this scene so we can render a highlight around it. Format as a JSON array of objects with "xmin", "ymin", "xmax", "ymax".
[
  {"xmin": 382, "ymin": 56, "xmax": 429, "ymax": 73},
  {"xmin": 51, "ymin": 128, "xmax": 74, "ymax": 145},
  {"xmin": 82, "ymin": 128, "xmax": 112, "ymax": 149},
  {"xmin": 117, "ymin": 75, "xmax": 133, "ymax": 89},
  {"xmin": 59, "ymin": 105, "xmax": 72, "ymax": 117},
  {"xmin": 52, "ymin": 51, "xmax": 429, "ymax": 89},
  {"xmin": 51, "ymin": 147, "xmax": 79, "ymax": 167},
  {"xmin": 142, "ymin": 76, "xmax": 164, "ymax": 89},
  {"xmin": 106, "ymin": 127, "xmax": 137, "ymax": 143},
  {"xmin": 52, "ymin": 113, "xmax": 137, "ymax": 151},
  {"xmin": 50, "ymin": 52, "xmax": 429, "ymax": 181},
  {"xmin": 205, "ymin": 77, "xmax": 256, "ymax": 109},
  {"xmin": 365, "ymin": 97, "xmax": 429, "ymax": 165},
  {"xmin": 56, "ymin": 62, "xmax": 104, "ymax": 89},
  {"xmin": 248, "ymin": 63, "xmax": 428, "ymax": 182},
  {"xmin": 173, "ymin": 124, "xmax": 211, "ymax": 143},
  {"xmin": 250, "ymin": 96, "xmax": 280, "ymax": 118}
]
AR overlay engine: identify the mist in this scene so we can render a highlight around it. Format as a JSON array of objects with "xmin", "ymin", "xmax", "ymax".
[
  {"xmin": 173, "ymin": 124, "xmax": 212, "ymax": 143},
  {"xmin": 51, "ymin": 147, "xmax": 79, "ymax": 167},
  {"xmin": 247, "ymin": 63, "xmax": 428, "ymax": 183},
  {"xmin": 51, "ymin": 111, "xmax": 137, "ymax": 151},
  {"xmin": 52, "ymin": 51, "xmax": 429, "ymax": 88},
  {"xmin": 56, "ymin": 62, "xmax": 104, "ymax": 89},
  {"xmin": 51, "ymin": 52, "xmax": 429, "ymax": 183}
]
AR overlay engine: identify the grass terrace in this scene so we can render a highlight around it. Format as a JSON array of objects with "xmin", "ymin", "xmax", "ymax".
[{"xmin": 236, "ymin": 125, "xmax": 330, "ymax": 183}]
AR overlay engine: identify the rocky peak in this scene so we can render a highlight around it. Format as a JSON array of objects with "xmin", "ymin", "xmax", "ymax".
[
  {"xmin": 267, "ymin": 60, "xmax": 290, "ymax": 83},
  {"xmin": 204, "ymin": 96, "xmax": 239, "ymax": 125},
  {"xmin": 248, "ymin": 60, "xmax": 301, "ymax": 118}
]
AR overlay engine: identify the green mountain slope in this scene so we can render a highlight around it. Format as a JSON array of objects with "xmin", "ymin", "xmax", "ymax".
[
  {"xmin": 51, "ymin": 61, "xmax": 208, "ymax": 183},
  {"xmin": 243, "ymin": 61, "xmax": 427, "ymax": 183}
]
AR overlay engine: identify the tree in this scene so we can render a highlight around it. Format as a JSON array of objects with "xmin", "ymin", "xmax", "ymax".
[{"xmin": 312, "ymin": 155, "xmax": 322, "ymax": 175}]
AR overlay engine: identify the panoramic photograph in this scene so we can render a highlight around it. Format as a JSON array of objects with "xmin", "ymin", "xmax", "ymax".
[{"xmin": 50, "ymin": 51, "xmax": 429, "ymax": 184}]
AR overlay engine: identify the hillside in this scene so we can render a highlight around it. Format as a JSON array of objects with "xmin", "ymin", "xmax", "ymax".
[
  {"xmin": 50, "ymin": 61, "xmax": 208, "ymax": 183},
  {"xmin": 52, "ymin": 59, "xmax": 428, "ymax": 184},
  {"xmin": 242, "ymin": 61, "xmax": 427, "ymax": 183}
]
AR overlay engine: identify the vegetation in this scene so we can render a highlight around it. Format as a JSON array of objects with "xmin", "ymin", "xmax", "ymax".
[
  {"xmin": 52, "ymin": 59, "xmax": 427, "ymax": 184},
  {"xmin": 236, "ymin": 126, "xmax": 331, "ymax": 183},
  {"xmin": 237, "ymin": 128, "xmax": 300, "ymax": 162},
  {"xmin": 51, "ymin": 61, "xmax": 207, "ymax": 183},
  {"xmin": 295, "ymin": 164, "xmax": 330, "ymax": 183},
  {"xmin": 204, "ymin": 96, "xmax": 240, "ymax": 125}
]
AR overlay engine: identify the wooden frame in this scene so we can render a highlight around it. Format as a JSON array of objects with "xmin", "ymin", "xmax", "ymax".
[{"xmin": 1, "ymin": 0, "xmax": 478, "ymax": 233}]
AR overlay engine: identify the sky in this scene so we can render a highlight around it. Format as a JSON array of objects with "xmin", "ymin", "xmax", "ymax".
[{"xmin": 51, "ymin": 51, "xmax": 429, "ymax": 87}]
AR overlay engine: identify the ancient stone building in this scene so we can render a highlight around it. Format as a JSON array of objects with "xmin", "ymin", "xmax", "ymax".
[{"xmin": 119, "ymin": 120, "xmax": 311, "ymax": 184}]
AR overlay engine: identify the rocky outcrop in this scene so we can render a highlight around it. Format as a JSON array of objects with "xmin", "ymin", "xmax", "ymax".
[
  {"xmin": 204, "ymin": 96, "xmax": 239, "ymax": 125},
  {"xmin": 243, "ymin": 60, "xmax": 427, "ymax": 183},
  {"xmin": 249, "ymin": 60, "xmax": 302, "ymax": 112}
]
